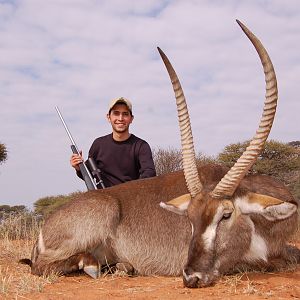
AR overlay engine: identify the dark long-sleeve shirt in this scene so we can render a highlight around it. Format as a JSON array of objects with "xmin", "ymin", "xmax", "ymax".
[{"xmin": 77, "ymin": 133, "xmax": 156, "ymax": 188}]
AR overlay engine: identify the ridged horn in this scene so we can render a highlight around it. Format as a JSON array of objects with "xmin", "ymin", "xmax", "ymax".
[
  {"xmin": 211, "ymin": 20, "xmax": 278, "ymax": 198},
  {"xmin": 157, "ymin": 47, "xmax": 203, "ymax": 198}
]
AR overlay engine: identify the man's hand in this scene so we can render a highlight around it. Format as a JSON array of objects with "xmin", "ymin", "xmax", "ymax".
[{"xmin": 70, "ymin": 151, "xmax": 83, "ymax": 171}]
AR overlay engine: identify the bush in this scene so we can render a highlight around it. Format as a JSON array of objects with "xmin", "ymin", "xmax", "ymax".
[
  {"xmin": 0, "ymin": 205, "xmax": 28, "ymax": 220},
  {"xmin": 0, "ymin": 142, "xmax": 7, "ymax": 164},
  {"xmin": 217, "ymin": 140, "xmax": 300, "ymax": 201},
  {"xmin": 153, "ymin": 147, "xmax": 216, "ymax": 176},
  {"xmin": 217, "ymin": 140, "xmax": 300, "ymax": 181},
  {"xmin": 34, "ymin": 192, "xmax": 82, "ymax": 218},
  {"xmin": 153, "ymin": 147, "xmax": 182, "ymax": 176}
]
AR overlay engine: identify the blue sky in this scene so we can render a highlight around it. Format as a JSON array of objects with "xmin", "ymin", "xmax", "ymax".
[{"xmin": 0, "ymin": 0, "xmax": 299, "ymax": 208}]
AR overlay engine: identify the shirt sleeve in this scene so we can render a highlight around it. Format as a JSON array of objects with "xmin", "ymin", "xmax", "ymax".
[{"xmin": 137, "ymin": 141, "xmax": 156, "ymax": 179}]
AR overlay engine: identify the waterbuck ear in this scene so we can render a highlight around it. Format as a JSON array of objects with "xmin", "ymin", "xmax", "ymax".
[
  {"xmin": 159, "ymin": 194, "xmax": 191, "ymax": 215},
  {"xmin": 239, "ymin": 192, "xmax": 297, "ymax": 221}
]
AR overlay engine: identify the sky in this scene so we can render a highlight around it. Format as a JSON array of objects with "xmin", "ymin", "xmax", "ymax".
[{"xmin": 0, "ymin": 0, "xmax": 299, "ymax": 208}]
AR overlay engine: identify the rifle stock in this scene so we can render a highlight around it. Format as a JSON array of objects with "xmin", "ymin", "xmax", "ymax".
[{"xmin": 70, "ymin": 145, "xmax": 97, "ymax": 190}]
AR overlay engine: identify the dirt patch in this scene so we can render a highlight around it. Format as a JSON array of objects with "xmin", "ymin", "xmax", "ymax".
[{"xmin": 1, "ymin": 241, "xmax": 300, "ymax": 299}]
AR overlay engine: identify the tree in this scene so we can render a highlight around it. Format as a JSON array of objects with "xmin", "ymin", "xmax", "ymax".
[
  {"xmin": 0, "ymin": 205, "xmax": 27, "ymax": 213},
  {"xmin": 0, "ymin": 142, "xmax": 7, "ymax": 164},
  {"xmin": 218, "ymin": 140, "xmax": 300, "ymax": 180},
  {"xmin": 288, "ymin": 141, "xmax": 300, "ymax": 148},
  {"xmin": 217, "ymin": 140, "xmax": 300, "ymax": 201},
  {"xmin": 0, "ymin": 205, "xmax": 28, "ymax": 221},
  {"xmin": 34, "ymin": 192, "xmax": 82, "ymax": 218}
]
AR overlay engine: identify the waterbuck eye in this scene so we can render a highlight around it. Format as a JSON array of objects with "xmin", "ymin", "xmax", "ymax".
[{"xmin": 222, "ymin": 212, "xmax": 232, "ymax": 220}]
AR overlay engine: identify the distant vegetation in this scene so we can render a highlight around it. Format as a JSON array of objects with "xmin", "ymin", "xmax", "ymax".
[
  {"xmin": 217, "ymin": 140, "xmax": 300, "ymax": 200},
  {"xmin": 218, "ymin": 140, "xmax": 300, "ymax": 178},
  {"xmin": 0, "ymin": 205, "xmax": 28, "ymax": 216},
  {"xmin": 33, "ymin": 192, "xmax": 82, "ymax": 218},
  {"xmin": 0, "ymin": 142, "xmax": 7, "ymax": 164},
  {"xmin": 152, "ymin": 147, "xmax": 215, "ymax": 176},
  {"xmin": 1, "ymin": 140, "xmax": 299, "ymax": 218}
]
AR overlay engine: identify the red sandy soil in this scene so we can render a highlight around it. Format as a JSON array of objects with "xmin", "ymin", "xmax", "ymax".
[{"xmin": 26, "ymin": 269, "xmax": 300, "ymax": 300}]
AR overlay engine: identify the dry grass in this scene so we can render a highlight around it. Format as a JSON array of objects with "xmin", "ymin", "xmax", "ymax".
[
  {"xmin": 221, "ymin": 272, "xmax": 273, "ymax": 298},
  {"xmin": 0, "ymin": 211, "xmax": 42, "ymax": 240},
  {"xmin": 0, "ymin": 264, "xmax": 59, "ymax": 296},
  {"xmin": 0, "ymin": 212, "xmax": 60, "ymax": 298},
  {"xmin": 222, "ymin": 272, "xmax": 260, "ymax": 294}
]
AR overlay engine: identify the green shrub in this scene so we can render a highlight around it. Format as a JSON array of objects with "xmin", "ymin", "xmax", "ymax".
[{"xmin": 34, "ymin": 192, "xmax": 82, "ymax": 218}]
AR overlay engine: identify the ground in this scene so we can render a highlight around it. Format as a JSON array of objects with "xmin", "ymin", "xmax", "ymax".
[
  {"xmin": 1, "ymin": 241, "xmax": 300, "ymax": 299},
  {"xmin": 25, "ymin": 270, "xmax": 300, "ymax": 300}
]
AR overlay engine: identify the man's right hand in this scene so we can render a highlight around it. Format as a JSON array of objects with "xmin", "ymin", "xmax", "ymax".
[{"xmin": 70, "ymin": 151, "xmax": 83, "ymax": 171}]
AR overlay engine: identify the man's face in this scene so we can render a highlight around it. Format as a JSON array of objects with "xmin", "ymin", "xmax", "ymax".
[{"xmin": 107, "ymin": 103, "xmax": 134, "ymax": 134}]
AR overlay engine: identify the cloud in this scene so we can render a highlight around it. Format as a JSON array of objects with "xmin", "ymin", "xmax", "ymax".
[{"xmin": 0, "ymin": 0, "xmax": 299, "ymax": 208}]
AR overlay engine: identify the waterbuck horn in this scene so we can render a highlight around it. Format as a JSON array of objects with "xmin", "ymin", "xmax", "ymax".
[
  {"xmin": 211, "ymin": 20, "xmax": 278, "ymax": 198},
  {"xmin": 157, "ymin": 47, "xmax": 203, "ymax": 198}
]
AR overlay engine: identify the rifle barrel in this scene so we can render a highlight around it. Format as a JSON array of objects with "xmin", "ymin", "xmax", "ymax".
[
  {"xmin": 55, "ymin": 106, "xmax": 97, "ymax": 190},
  {"xmin": 55, "ymin": 106, "xmax": 80, "ymax": 153}
]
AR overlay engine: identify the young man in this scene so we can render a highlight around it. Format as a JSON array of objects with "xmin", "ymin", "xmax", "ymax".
[{"xmin": 70, "ymin": 97, "xmax": 156, "ymax": 188}]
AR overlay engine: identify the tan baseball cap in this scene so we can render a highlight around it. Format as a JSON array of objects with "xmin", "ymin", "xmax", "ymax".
[{"xmin": 108, "ymin": 97, "xmax": 132, "ymax": 114}]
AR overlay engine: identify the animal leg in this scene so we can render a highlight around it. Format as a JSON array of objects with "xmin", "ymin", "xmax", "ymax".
[
  {"xmin": 266, "ymin": 245, "xmax": 300, "ymax": 271},
  {"xmin": 286, "ymin": 244, "xmax": 300, "ymax": 264},
  {"xmin": 31, "ymin": 252, "xmax": 100, "ymax": 278}
]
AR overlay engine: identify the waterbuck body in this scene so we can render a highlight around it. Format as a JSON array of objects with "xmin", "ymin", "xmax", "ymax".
[
  {"xmin": 26, "ymin": 163, "xmax": 298, "ymax": 280},
  {"xmin": 28, "ymin": 164, "xmax": 225, "ymax": 277}
]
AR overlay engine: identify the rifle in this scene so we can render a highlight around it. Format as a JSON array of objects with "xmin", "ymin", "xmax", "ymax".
[{"xmin": 55, "ymin": 106, "xmax": 105, "ymax": 190}]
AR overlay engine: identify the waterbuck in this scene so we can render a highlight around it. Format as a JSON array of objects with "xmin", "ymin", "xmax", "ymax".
[{"xmin": 21, "ymin": 20, "xmax": 299, "ymax": 287}]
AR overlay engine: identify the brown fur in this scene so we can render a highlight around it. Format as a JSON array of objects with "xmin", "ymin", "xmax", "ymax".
[{"xmin": 23, "ymin": 163, "xmax": 299, "ymax": 283}]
